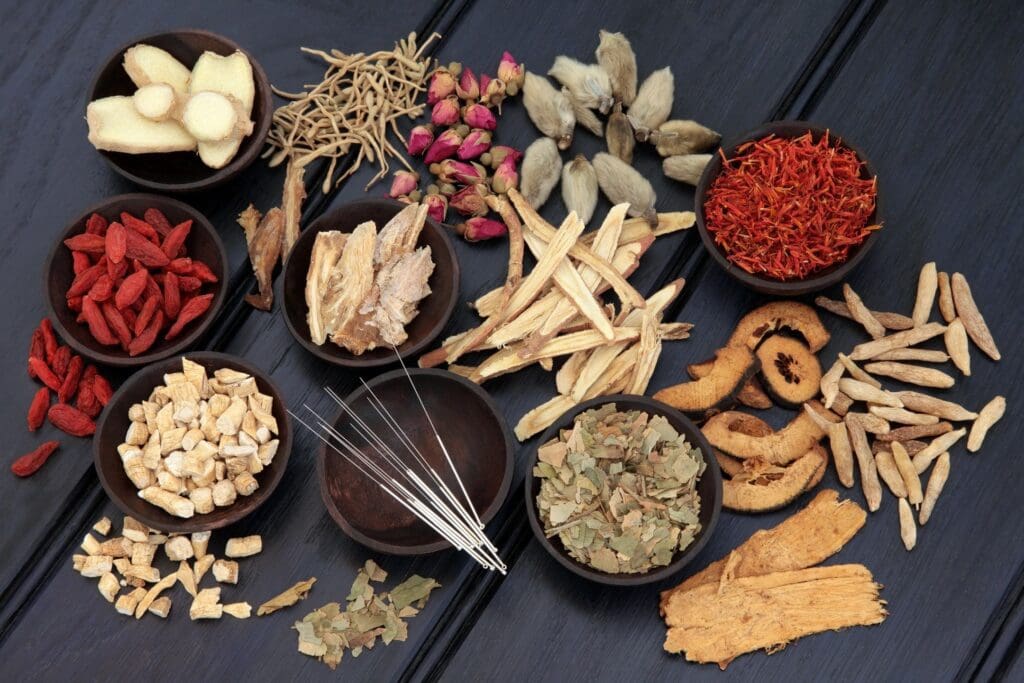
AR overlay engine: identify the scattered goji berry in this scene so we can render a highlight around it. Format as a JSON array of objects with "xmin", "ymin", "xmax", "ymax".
[
  {"xmin": 114, "ymin": 269, "xmax": 148, "ymax": 310},
  {"xmin": 178, "ymin": 276, "xmax": 203, "ymax": 292},
  {"xmin": 72, "ymin": 251, "xmax": 92, "ymax": 275},
  {"xmin": 189, "ymin": 260, "xmax": 219, "ymax": 283},
  {"xmin": 11, "ymin": 441, "xmax": 60, "ymax": 477},
  {"xmin": 28, "ymin": 328, "xmax": 45, "ymax": 379},
  {"xmin": 50, "ymin": 345, "xmax": 72, "ymax": 378},
  {"xmin": 107, "ymin": 255, "xmax": 127, "ymax": 281},
  {"xmin": 121, "ymin": 212, "xmax": 160, "ymax": 243},
  {"xmin": 101, "ymin": 301, "xmax": 132, "ymax": 348},
  {"xmin": 129, "ymin": 310, "xmax": 164, "ymax": 356},
  {"xmin": 105, "ymin": 221, "xmax": 127, "ymax": 264},
  {"xmin": 64, "ymin": 233, "xmax": 106, "ymax": 254},
  {"xmin": 91, "ymin": 373, "xmax": 113, "ymax": 406},
  {"xmin": 122, "ymin": 307, "xmax": 137, "ymax": 330},
  {"xmin": 67, "ymin": 263, "xmax": 105, "ymax": 297},
  {"xmin": 165, "ymin": 293, "xmax": 213, "ymax": 340},
  {"xmin": 76, "ymin": 381, "xmax": 101, "ymax": 418},
  {"xmin": 163, "ymin": 271, "xmax": 181, "ymax": 319},
  {"xmin": 27, "ymin": 387, "xmax": 49, "ymax": 431},
  {"xmin": 48, "ymin": 404, "xmax": 95, "ymax": 437},
  {"xmin": 161, "ymin": 220, "xmax": 192, "ymax": 258},
  {"xmin": 58, "ymin": 355, "xmax": 82, "ymax": 403},
  {"xmin": 143, "ymin": 272, "xmax": 163, "ymax": 302},
  {"xmin": 124, "ymin": 230, "xmax": 170, "ymax": 267},
  {"xmin": 39, "ymin": 319, "xmax": 59, "ymax": 362},
  {"xmin": 85, "ymin": 213, "xmax": 108, "ymax": 235},
  {"xmin": 81, "ymin": 297, "xmax": 118, "ymax": 346},
  {"xmin": 82, "ymin": 364, "xmax": 97, "ymax": 384},
  {"xmin": 87, "ymin": 274, "xmax": 114, "ymax": 301},
  {"xmin": 134, "ymin": 294, "xmax": 160, "ymax": 336},
  {"xmin": 28, "ymin": 357, "xmax": 61, "ymax": 391},
  {"xmin": 167, "ymin": 257, "xmax": 192, "ymax": 274},
  {"xmin": 144, "ymin": 208, "xmax": 174, "ymax": 236},
  {"xmin": 66, "ymin": 296, "xmax": 83, "ymax": 313}
]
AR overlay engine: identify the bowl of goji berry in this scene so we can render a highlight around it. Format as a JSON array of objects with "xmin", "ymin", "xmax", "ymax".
[{"xmin": 45, "ymin": 194, "xmax": 228, "ymax": 367}]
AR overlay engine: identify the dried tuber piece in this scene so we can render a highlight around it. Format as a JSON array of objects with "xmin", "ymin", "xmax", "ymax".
[
  {"xmin": 862, "ymin": 361, "xmax": 955, "ymax": 389},
  {"xmin": 849, "ymin": 322, "xmax": 947, "ymax": 361},
  {"xmin": 944, "ymin": 318, "xmax": 971, "ymax": 375},
  {"xmin": 842, "ymin": 283, "xmax": 885, "ymax": 339},
  {"xmin": 662, "ymin": 154, "xmax": 711, "ymax": 185},
  {"xmin": 846, "ymin": 417, "xmax": 881, "ymax": 512},
  {"xmin": 225, "ymin": 535, "xmax": 262, "ymax": 558},
  {"xmin": 702, "ymin": 410, "xmax": 825, "ymax": 465},
  {"xmin": 815, "ymin": 296, "xmax": 913, "ymax": 331},
  {"xmin": 911, "ymin": 262, "xmax": 937, "ymax": 327},
  {"xmin": 919, "ymin": 453, "xmax": 950, "ymax": 524},
  {"xmin": 593, "ymin": 152, "xmax": 657, "ymax": 225},
  {"xmin": 519, "ymin": 137, "xmax": 562, "ymax": 210},
  {"xmin": 874, "ymin": 451, "xmax": 907, "ymax": 498},
  {"xmin": 87, "ymin": 96, "xmax": 196, "ymax": 154},
  {"xmin": 898, "ymin": 498, "xmax": 917, "ymax": 550},
  {"xmin": 133, "ymin": 83, "xmax": 177, "ymax": 121},
  {"xmin": 937, "ymin": 271, "xmax": 956, "ymax": 323},
  {"xmin": 911, "ymin": 428, "xmax": 966, "ymax": 474},
  {"xmin": 123, "ymin": 44, "xmax": 191, "ymax": 94},
  {"xmin": 891, "ymin": 441, "xmax": 922, "ymax": 506},
  {"xmin": 723, "ymin": 449, "xmax": 826, "ymax": 513},
  {"xmin": 951, "ymin": 273, "xmax": 999, "ymax": 360}
]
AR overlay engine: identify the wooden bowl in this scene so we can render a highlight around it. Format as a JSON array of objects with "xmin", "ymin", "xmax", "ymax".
[
  {"xmin": 282, "ymin": 198, "xmax": 460, "ymax": 368},
  {"xmin": 525, "ymin": 394, "xmax": 722, "ymax": 587},
  {"xmin": 45, "ymin": 194, "xmax": 227, "ymax": 367},
  {"xmin": 695, "ymin": 120, "xmax": 882, "ymax": 296},
  {"xmin": 88, "ymin": 29, "xmax": 272, "ymax": 192},
  {"xmin": 317, "ymin": 368, "xmax": 513, "ymax": 555},
  {"xmin": 93, "ymin": 352, "xmax": 292, "ymax": 533}
]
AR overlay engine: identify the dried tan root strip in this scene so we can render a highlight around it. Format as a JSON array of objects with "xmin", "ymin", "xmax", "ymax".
[
  {"xmin": 514, "ymin": 395, "xmax": 576, "ymax": 441},
  {"xmin": 135, "ymin": 573, "xmax": 178, "ymax": 619},
  {"xmin": 660, "ymin": 489, "xmax": 866, "ymax": 610},
  {"xmin": 815, "ymin": 297, "xmax": 913, "ymax": 331},
  {"xmin": 945, "ymin": 319, "xmax": 971, "ymax": 376},
  {"xmin": 846, "ymin": 418, "xmax": 882, "ymax": 512},
  {"xmin": 967, "ymin": 396, "xmax": 1005, "ymax": 452},
  {"xmin": 828, "ymin": 421, "xmax": 855, "ymax": 488},
  {"xmin": 892, "ymin": 442, "xmax": 922, "ymax": 506},
  {"xmin": 869, "ymin": 406, "xmax": 939, "ymax": 426},
  {"xmin": 555, "ymin": 351, "xmax": 587, "ymax": 394},
  {"xmin": 845, "ymin": 411, "xmax": 890, "ymax": 435},
  {"xmin": 937, "ymin": 271, "xmax": 956, "ymax": 323},
  {"xmin": 875, "ymin": 451, "xmax": 907, "ymax": 498},
  {"xmin": 843, "ymin": 283, "xmax": 886, "ymax": 339},
  {"xmin": 911, "ymin": 262, "xmax": 937, "ymax": 327},
  {"xmin": 628, "ymin": 311, "xmax": 662, "ymax": 394},
  {"xmin": 838, "ymin": 378, "xmax": 902, "ymax": 407},
  {"xmin": 876, "ymin": 422, "xmax": 952, "ymax": 443},
  {"xmin": 912, "ymin": 428, "xmax": 966, "ymax": 474},
  {"xmin": 898, "ymin": 498, "xmax": 917, "ymax": 551},
  {"xmin": 849, "ymin": 322, "xmax": 947, "ymax": 361},
  {"xmin": 663, "ymin": 563, "xmax": 887, "ymax": 666},
  {"xmin": 832, "ymin": 391, "xmax": 854, "ymax": 416},
  {"xmin": 873, "ymin": 439, "xmax": 927, "ymax": 457},
  {"xmin": 874, "ymin": 348, "xmax": 949, "ymax": 363},
  {"xmin": 919, "ymin": 453, "xmax": 950, "ymax": 525},
  {"xmin": 838, "ymin": 353, "xmax": 880, "ymax": 388},
  {"xmin": 894, "ymin": 391, "xmax": 977, "ymax": 422},
  {"xmin": 951, "ymin": 273, "xmax": 1000, "ymax": 360},
  {"xmin": 862, "ymin": 361, "xmax": 955, "ymax": 389},
  {"xmin": 473, "ymin": 327, "xmax": 640, "ymax": 382},
  {"xmin": 93, "ymin": 517, "xmax": 112, "ymax": 535}
]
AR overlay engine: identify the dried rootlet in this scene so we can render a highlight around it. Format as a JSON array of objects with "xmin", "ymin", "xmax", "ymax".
[
  {"xmin": 605, "ymin": 103, "xmax": 635, "ymax": 163},
  {"xmin": 519, "ymin": 137, "xmax": 562, "ymax": 210},
  {"xmin": 874, "ymin": 451, "xmax": 907, "ymax": 498},
  {"xmin": 663, "ymin": 154, "xmax": 711, "ymax": 186},
  {"xmin": 937, "ymin": 271, "xmax": 956, "ymax": 322},
  {"xmin": 561, "ymin": 155, "xmax": 599, "ymax": 225},
  {"xmin": 862, "ymin": 361, "xmax": 955, "ymax": 389},
  {"xmin": 650, "ymin": 120, "xmax": 721, "ymax": 157},
  {"xmin": 894, "ymin": 391, "xmax": 978, "ymax": 421},
  {"xmin": 628, "ymin": 67, "xmax": 674, "ymax": 141},
  {"xmin": 838, "ymin": 378, "xmax": 901, "ymax": 407},
  {"xmin": 911, "ymin": 261, "xmax": 937, "ymax": 327},
  {"xmin": 891, "ymin": 441, "xmax": 922, "ymax": 506},
  {"xmin": 593, "ymin": 152, "xmax": 657, "ymax": 225},
  {"xmin": 548, "ymin": 56, "xmax": 613, "ymax": 114},
  {"xmin": 898, "ymin": 498, "xmax": 917, "ymax": 551},
  {"xmin": 944, "ymin": 318, "xmax": 971, "ymax": 375},
  {"xmin": 849, "ymin": 322, "xmax": 947, "ymax": 361},
  {"xmin": 523, "ymin": 72, "xmax": 575, "ymax": 150},
  {"xmin": 595, "ymin": 30, "xmax": 637, "ymax": 105},
  {"xmin": 911, "ymin": 428, "xmax": 966, "ymax": 474},
  {"xmin": 919, "ymin": 453, "xmax": 950, "ymax": 524},
  {"xmin": 951, "ymin": 272, "xmax": 1000, "ymax": 360},
  {"xmin": 967, "ymin": 395, "xmax": 1005, "ymax": 452},
  {"xmin": 846, "ymin": 417, "xmax": 882, "ymax": 512},
  {"xmin": 815, "ymin": 296, "xmax": 914, "ymax": 331},
  {"xmin": 842, "ymin": 283, "xmax": 886, "ymax": 339}
]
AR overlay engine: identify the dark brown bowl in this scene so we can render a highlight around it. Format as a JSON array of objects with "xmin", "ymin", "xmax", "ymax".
[
  {"xmin": 317, "ymin": 368, "xmax": 513, "ymax": 555},
  {"xmin": 695, "ymin": 120, "xmax": 882, "ymax": 296},
  {"xmin": 88, "ymin": 29, "xmax": 272, "ymax": 192},
  {"xmin": 525, "ymin": 394, "xmax": 722, "ymax": 587},
  {"xmin": 45, "ymin": 194, "xmax": 227, "ymax": 367},
  {"xmin": 282, "ymin": 198, "xmax": 460, "ymax": 368},
  {"xmin": 94, "ymin": 352, "xmax": 292, "ymax": 533}
]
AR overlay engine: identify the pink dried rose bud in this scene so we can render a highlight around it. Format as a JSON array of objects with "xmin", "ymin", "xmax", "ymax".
[
  {"xmin": 462, "ymin": 103, "xmax": 497, "ymax": 131},
  {"xmin": 431, "ymin": 96, "xmax": 461, "ymax": 127},
  {"xmin": 497, "ymin": 51, "xmax": 525, "ymax": 91},
  {"xmin": 491, "ymin": 156, "xmax": 518, "ymax": 194},
  {"xmin": 450, "ymin": 184, "xmax": 490, "ymax": 217},
  {"xmin": 479, "ymin": 73, "xmax": 492, "ymax": 94},
  {"xmin": 431, "ymin": 159, "xmax": 487, "ymax": 185},
  {"xmin": 406, "ymin": 124, "xmax": 435, "ymax": 156},
  {"xmin": 456, "ymin": 67, "xmax": 480, "ymax": 100},
  {"xmin": 424, "ymin": 128, "xmax": 464, "ymax": 164},
  {"xmin": 388, "ymin": 170, "xmax": 420, "ymax": 198},
  {"xmin": 457, "ymin": 216, "xmax": 507, "ymax": 242},
  {"xmin": 457, "ymin": 129, "xmax": 492, "ymax": 160},
  {"xmin": 481, "ymin": 77, "xmax": 507, "ymax": 107},
  {"xmin": 487, "ymin": 145, "xmax": 522, "ymax": 169},
  {"xmin": 424, "ymin": 193, "xmax": 448, "ymax": 223},
  {"xmin": 427, "ymin": 69, "xmax": 456, "ymax": 104}
]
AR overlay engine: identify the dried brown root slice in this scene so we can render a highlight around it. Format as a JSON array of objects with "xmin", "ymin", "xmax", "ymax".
[
  {"xmin": 875, "ymin": 451, "xmax": 907, "ymax": 498},
  {"xmin": 687, "ymin": 358, "xmax": 772, "ymax": 409},
  {"xmin": 846, "ymin": 417, "xmax": 882, "ymax": 512},
  {"xmin": 876, "ymin": 421, "xmax": 952, "ymax": 443},
  {"xmin": 725, "ymin": 301, "xmax": 830, "ymax": 352},
  {"xmin": 723, "ymin": 449, "xmax": 826, "ymax": 514},
  {"xmin": 967, "ymin": 396, "xmax": 1005, "ymax": 452},
  {"xmin": 838, "ymin": 378, "xmax": 902, "ymax": 407},
  {"xmin": 862, "ymin": 361, "xmax": 955, "ymax": 389},
  {"xmin": 944, "ymin": 319, "xmax": 971, "ymax": 376},
  {"xmin": 831, "ymin": 391, "xmax": 854, "ymax": 416},
  {"xmin": 898, "ymin": 498, "xmax": 917, "ymax": 551},
  {"xmin": 951, "ymin": 273, "xmax": 1000, "ymax": 360},
  {"xmin": 868, "ymin": 406, "xmax": 939, "ymax": 426},
  {"xmin": 843, "ymin": 283, "xmax": 886, "ymax": 339},
  {"xmin": 653, "ymin": 346, "xmax": 759, "ymax": 420},
  {"xmin": 702, "ymin": 410, "xmax": 825, "ymax": 465},
  {"xmin": 754, "ymin": 336, "xmax": 821, "ymax": 408},
  {"xmin": 815, "ymin": 296, "xmax": 913, "ymax": 331},
  {"xmin": 892, "ymin": 441, "xmax": 922, "ymax": 506},
  {"xmin": 919, "ymin": 453, "xmax": 950, "ymax": 525},
  {"xmin": 912, "ymin": 428, "xmax": 966, "ymax": 474},
  {"xmin": 849, "ymin": 322, "xmax": 947, "ymax": 361},
  {"xmin": 911, "ymin": 262, "xmax": 937, "ymax": 327},
  {"xmin": 240, "ymin": 205, "xmax": 285, "ymax": 311},
  {"xmin": 937, "ymin": 271, "xmax": 956, "ymax": 323},
  {"xmin": 663, "ymin": 563, "xmax": 887, "ymax": 666}
]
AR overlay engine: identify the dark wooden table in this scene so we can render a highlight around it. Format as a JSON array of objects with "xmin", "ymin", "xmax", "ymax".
[{"xmin": 1, "ymin": 0, "xmax": 1022, "ymax": 680}]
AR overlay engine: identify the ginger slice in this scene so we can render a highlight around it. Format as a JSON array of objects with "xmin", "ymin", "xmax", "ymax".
[
  {"xmin": 181, "ymin": 91, "xmax": 244, "ymax": 142},
  {"xmin": 189, "ymin": 50, "xmax": 255, "ymax": 116},
  {"xmin": 87, "ymin": 96, "xmax": 196, "ymax": 154},
  {"xmin": 197, "ymin": 136, "xmax": 243, "ymax": 169},
  {"xmin": 123, "ymin": 44, "xmax": 191, "ymax": 94},
  {"xmin": 133, "ymin": 83, "xmax": 177, "ymax": 121}
]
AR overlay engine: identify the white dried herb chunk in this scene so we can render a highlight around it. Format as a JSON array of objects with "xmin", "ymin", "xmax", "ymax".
[{"xmin": 534, "ymin": 403, "xmax": 705, "ymax": 574}]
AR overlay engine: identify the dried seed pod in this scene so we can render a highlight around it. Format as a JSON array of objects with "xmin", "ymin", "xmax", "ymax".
[
  {"xmin": 518, "ymin": 137, "xmax": 562, "ymax": 210},
  {"xmin": 967, "ymin": 395, "xmax": 1005, "ymax": 452},
  {"xmin": 898, "ymin": 498, "xmax": 917, "ymax": 550},
  {"xmin": 649, "ymin": 120, "xmax": 721, "ymax": 157},
  {"xmin": 849, "ymin": 322, "xmax": 947, "ymax": 361},
  {"xmin": 919, "ymin": 452, "xmax": 949, "ymax": 524},
  {"xmin": 911, "ymin": 261, "xmax": 937, "ymax": 327},
  {"xmin": 842, "ymin": 283, "xmax": 885, "ymax": 339},
  {"xmin": 595, "ymin": 30, "xmax": 637, "ymax": 105},
  {"xmin": 561, "ymin": 155, "xmax": 598, "ymax": 225},
  {"xmin": 628, "ymin": 67, "xmax": 673, "ymax": 141},
  {"xmin": 892, "ymin": 441, "xmax": 922, "ymax": 506},
  {"xmin": 564, "ymin": 88, "xmax": 604, "ymax": 136},
  {"xmin": 911, "ymin": 428, "xmax": 966, "ymax": 474},
  {"xmin": 951, "ymin": 273, "xmax": 999, "ymax": 360},
  {"xmin": 862, "ymin": 361, "xmax": 955, "ymax": 389},
  {"xmin": 523, "ymin": 72, "xmax": 575, "ymax": 149},
  {"xmin": 944, "ymin": 318, "xmax": 971, "ymax": 375},
  {"xmin": 593, "ymin": 152, "xmax": 657, "ymax": 225},
  {"xmin": 838, "ymin": 378, "xmax": 902, "ymax": 407},
  {"xmin": 663, "ymin": 154, "xmax": 712, "ymax": 186},
  {"xmin": 874, "ymin": 451, "xmax": 908, "ymax": 498},
  {"xmin": 937, "ymin": 271, "xmax": 956, "ymax": 323},
  {"xmin": 868, "ymin": 406, "xmax": 939, "ymax": 426},
  {"xmin": 815, "ymin": 296, "xmax": 914, "ymax": 330},
  {"xmin": 846, "ymin": 418, "xmax": 881, "ymax": 512},
  {"xmin": 548, "ymin": 56, "xmax": 613, "ymax": 114},
  {"xmin": 605, "ymin": 103, "xmax": 635, "ymax": 163}
]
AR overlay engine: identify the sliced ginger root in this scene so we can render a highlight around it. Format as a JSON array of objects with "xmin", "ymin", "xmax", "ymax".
[
  {"xmin": 133, "ymin": 83, "xmax": 177, "ymax": 121},
  {"xmin": 180, "ymin": 91, "xmax": 250, "ymax": 142},
  {"xmin": 123, "ymin": 44, "xmax": 191, "ymax": 94},
  {"xmin": 87, "ymin": 96, "xmax": 196, "ymax": 154}
]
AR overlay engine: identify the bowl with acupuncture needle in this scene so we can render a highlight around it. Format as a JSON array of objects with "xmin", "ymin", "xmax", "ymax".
[
  {"xmin": 695, "ymin": 120, "xmax": 883, "ymax": 296},
  {"xmin": 316, "ymin": 368, "xmax": 514, "ymax": 555}
]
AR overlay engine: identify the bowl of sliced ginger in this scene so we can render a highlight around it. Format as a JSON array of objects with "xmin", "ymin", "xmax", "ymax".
[{"xmin": 86, "ymin": 29, "xmax": 272, "ymax": 192}]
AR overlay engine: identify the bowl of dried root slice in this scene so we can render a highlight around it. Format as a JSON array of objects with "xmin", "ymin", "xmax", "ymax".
[
  {"xmin": 282, "ymin": 199, "xmax": 459, "ymax": 368},
  {"xmin": 526, "ymin": 395, "xmax": 721, "ymax": 586}
]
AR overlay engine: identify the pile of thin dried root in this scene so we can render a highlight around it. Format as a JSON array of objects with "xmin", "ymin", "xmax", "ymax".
[
  {"xmin": 265, "ymin": 32, "xmax": 439, "ymax": 193},
  {"xmin": 419, "ymin": 188, "xmax": 696, "ymax": 440}
]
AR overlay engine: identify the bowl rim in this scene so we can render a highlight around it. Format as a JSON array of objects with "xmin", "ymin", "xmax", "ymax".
[
  {"xmin": 695, "ymin": 119, "xmax": 882, "ymax": 296},
  {"xmin": 44, "ymin": 193, "xmax": 228, "ymax": 367},
  {"xmin": 282, "ymin": 197, "xmax": 460, "ymax": 368},
  {"xmin": 524, "ymin": 393, "xmax": 722, "ymax": 587},
  {"xmin": 93, "ymin": 351, "xmax": 292, "ymax": 533},
  {"xmin": 87, "ymin": 28, "xmax": 273, "ymax": 193},
  {"xmin": 316, "ymin": 367, "xmax": 514, "ymax": 555}
]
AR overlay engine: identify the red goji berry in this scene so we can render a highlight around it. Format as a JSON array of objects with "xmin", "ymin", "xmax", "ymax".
[
  {"xmin": 66, "ymin": 296, "xmax": 83, "ymax": 313},
  {"xmin": 28, "ymin": 328, "xmax": 45, "ymax": 379},
  {"xmin": 81, "ymin": 297, "xmax": 118, "ymax": 346},
  {"xmin": 124, "ymin": 230, "xmax": 169, "ymax": 267},
  {"xmin": 48, "ymin": 404, "xmax": 95, "ymax": 437},
  {"xmin": 28, "ymin": 357, "xmax": 61, "ymax": 391},
  {"xmin": 107, "ymin": 255, "xmax": 127, "ymax": 281},
  {"xmin": 76, "ymin": 381, "xmax": 101, "ymax": 418},
  {"xmin": 82, "ymin": 364, "xmax": 97, "ymax": 384},
  {"xmin": 163, "ymin": 271, "xmax": 182, "ymax": 319},
  {"xmin": 134, "ymin": 295, "xmax": 160, "ymax": 335},
  {"xmin": 178, "ymin": 276, "xmax": 203, "ymax": 292},
  {"xmin": 105, "ymin": 222, "xmax": 127, "ymax": 264},
  {"xmin": 167, "ymin": 257, "xmax": 192, "ymax": 274},
  {"xmin": 101, "ymin": 301, "xmax": 132, "ymax": 348},
  {"xmin": 27, "ymin": 387, "xmax": 50, "ymax": 431},
  {"xmin": 165, "ymin": 293, "xmax": 213, "ymax": 340},
  {"xmin": 161, "ymin": 220, "xmax": 192, "ymax": 258},
  {"xmin": 129, "ymin": 310, "xmax": 164, "ymax": 356},
  {"xmin": 72, "ymin": 251, "xmax": 92, "ymax": 275},
  {"xmin": 122, "ymin": 307, "xmax": 137, "ymax": 330},
  {"xmin": 144, "ymin": 208, "xmax": 174, "ymax": 236},
  {"xmin": 11, "ymin": 441, "xmax": 60, "ymax": 477},
  {"xmin": 120, "ymin": 212, "xmax": 160, "ymax": 243},
  {"xmin": 85, "ymin": 213, "xmax": 108, "ymax": 235},
  {"xmin": 50, "ymin": 345, "xmax": 72, "ymax": 378},
  {"xmin": 114, "ymin": 269, "xmax": 148, "ymax": 310},
  {"xmin": 87, "ymin": 274, "xmax": 114, "ymax": 301},
  {"xmin": 64, "ymin": 233, "xmax": 106, "ymax": 254},
  {"xmin": 189, "ymin": 261, "xmax": 219, "ymax": 283},
  {"xmin": 91, "ymin": 373, "xmax": 113, "ymax": 406},
  {"xmin": 58, "ymin": 355, "xmax": 83, "ymax": 403},
  {"xmin": 39, "ymin": 319, "xmax": 59, "ymax": 362},
  {"xmin": 67, "ymin": 263, "xmax": 105, "ymax": 297}
]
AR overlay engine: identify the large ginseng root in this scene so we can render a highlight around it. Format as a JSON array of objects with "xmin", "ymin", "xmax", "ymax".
[{"xmin": 662, "ymin": 560, "xmax": 887, "ymax": 668}]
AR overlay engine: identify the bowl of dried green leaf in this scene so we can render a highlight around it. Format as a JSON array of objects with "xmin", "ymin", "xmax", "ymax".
[{"xmin": 525, "ymin": 395, "xmax": 721, "ymax": 586}]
